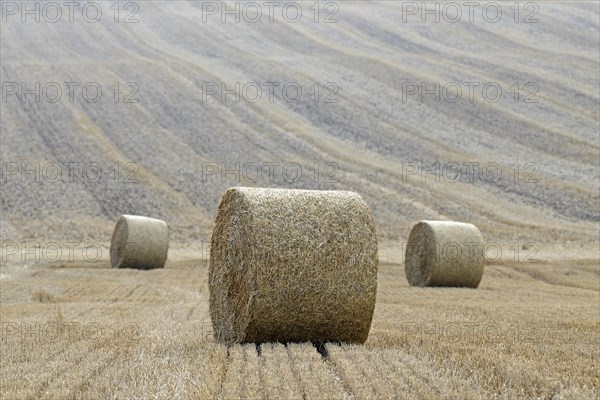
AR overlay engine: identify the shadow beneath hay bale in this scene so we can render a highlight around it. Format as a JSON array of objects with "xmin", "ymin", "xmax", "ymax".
[
  {"xmin": 312, "ymin": 341, "xmax": 330, "ymax": 360},
  {"xmin": 229, "ymin": 340, "xmax": 342, "ymax": 361}
]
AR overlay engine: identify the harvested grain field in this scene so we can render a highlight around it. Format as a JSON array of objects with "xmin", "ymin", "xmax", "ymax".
[
  {"xmin": 1, "ymin": 1, "xmax": 599, "ymax": 399},
  {"xmin": 0, "ymin": 255, "xmax": 598, "ymax": 398}
]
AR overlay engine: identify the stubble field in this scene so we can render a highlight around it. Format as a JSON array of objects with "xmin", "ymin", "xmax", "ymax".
[
  {"xmin": 1, "ymin": 1, "xmax": 599, "ymax": 398},
  {"xmin": 1, "ymin": 253, "xmax": 598, "ymax": 399}
]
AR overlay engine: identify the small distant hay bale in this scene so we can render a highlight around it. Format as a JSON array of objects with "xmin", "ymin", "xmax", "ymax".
[
  {"xmin": 405, "ymin": 220, "xmax": 484, "ymax": 288},
  {"xmin": 110, "ymin": 215, "xmax": 169, "ymax": 270},
  {"xmin": 209, "ymin": 187, "xmax": 378, "ymax": 345},
  {"xmin": 31, "ymin": 288, "xmax": 55, "ymax": 303}
]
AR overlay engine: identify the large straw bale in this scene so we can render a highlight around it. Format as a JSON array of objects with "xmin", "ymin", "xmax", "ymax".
[{"xmin": 209, "ymin": 187, "xmax": 378, "ymax": 344}]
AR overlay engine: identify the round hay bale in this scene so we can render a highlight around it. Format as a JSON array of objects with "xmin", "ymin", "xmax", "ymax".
[
  {"xmin": 110, "ymin": 215, "xmax": 169, "ymax": 270},
  {"xmin": 209, "ymin": 187, "xmax": 378, "ymax": 344},
  {"xmin": 405, "ymin": 220, "xmax": 484, "ymax": 288}
]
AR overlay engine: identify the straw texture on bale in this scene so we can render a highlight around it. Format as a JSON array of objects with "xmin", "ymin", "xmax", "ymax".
[
  {"xmin": 110, "ymin": 215, "xmax": 169, "ymax": 270},
  {"xmin": 209, "ymin": 187, "xmax": 379, "ymax": 345},
  {"xmin": 405, "ymin": 220, "xmax": 484, "ymax": 288}
]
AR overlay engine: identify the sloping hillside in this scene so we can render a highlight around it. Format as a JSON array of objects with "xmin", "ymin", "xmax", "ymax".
[{"xmin": 1, "ymin": 1, "xmax": 598, "ymax": 254}]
